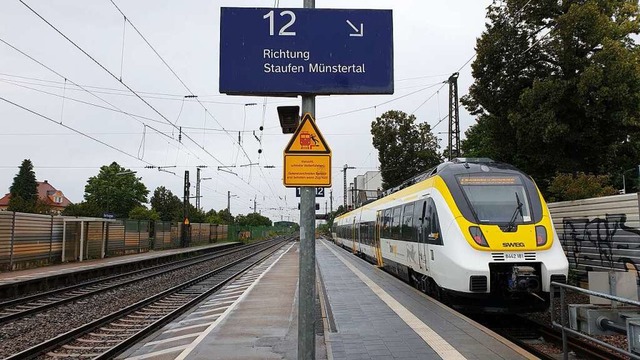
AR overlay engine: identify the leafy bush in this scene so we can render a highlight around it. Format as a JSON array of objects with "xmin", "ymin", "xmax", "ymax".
[{"xmin": 547, "ymin": 172, "xmax": 617, "ymax": 202}]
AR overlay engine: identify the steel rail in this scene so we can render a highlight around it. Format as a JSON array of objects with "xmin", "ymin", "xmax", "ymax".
[
  {"xmin": 0, "ymin": 241, "xmax": 265, "ymax": 325},
  {"xmin": 4, "ymin": 237, "xmax": 292, "ymax": 360}
]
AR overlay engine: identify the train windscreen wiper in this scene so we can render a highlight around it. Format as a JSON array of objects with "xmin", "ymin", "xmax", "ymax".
[{"xmin": 505, "ymin": 192, "xmax": 524, "ymax": 231}]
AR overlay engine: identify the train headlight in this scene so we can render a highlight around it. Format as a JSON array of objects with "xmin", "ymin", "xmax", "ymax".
[
  {"xmin": 469, "ymin": 226, "xmax": 489, "ymax": 247},
  {"xmin": 535, "ymin": 226, "xmax": 547, "ymax": 246}
]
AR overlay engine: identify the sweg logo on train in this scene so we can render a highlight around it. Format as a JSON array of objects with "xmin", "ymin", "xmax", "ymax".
[{"xmin": 503, "ymin": 242, "xmax": 525, "ymax": 248}]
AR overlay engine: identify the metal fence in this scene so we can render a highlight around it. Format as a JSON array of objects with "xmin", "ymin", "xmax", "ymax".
[
  {"xmin": 0, "ymin": 211, "xmax": 289, "ymax": 271},
  {"xmin": 548, "ymin": 193, "xmax": 640, "ymax": 285},
  {"xmin": 0, "ymin": 212, "xmax": 63, "ymax": 270}
]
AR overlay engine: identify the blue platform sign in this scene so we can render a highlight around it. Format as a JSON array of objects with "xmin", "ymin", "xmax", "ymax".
[{"xmin": 219, "ymin": 8, "xmax": 393, "ymax": 95}]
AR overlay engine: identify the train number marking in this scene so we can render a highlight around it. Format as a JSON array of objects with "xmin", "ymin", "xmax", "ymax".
[{"xmin": 505, "ymin": 253, "xmax": 524, "ymax": 260}]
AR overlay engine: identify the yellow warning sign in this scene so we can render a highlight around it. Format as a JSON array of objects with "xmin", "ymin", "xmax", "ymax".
[
  {"xmin": 283, "ymin": 113, "xmax": 331, "ymax": 187},
  {"xmin": 284, "ymin": 154, "xmax": 331, "ymax": 187},
  {"xmin": 284, "ymin": 113, "xmax": 331, "ymax": 154}
]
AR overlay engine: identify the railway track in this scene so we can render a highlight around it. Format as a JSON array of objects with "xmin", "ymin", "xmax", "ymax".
[
  {"xmin": 474, "ymin": 314, "xmax": 627, "ymax": 360},
  {"xmin": 0, "ymin": 242, "xmax": 254, "ymax": 325},
  {"xmin": 4, "ymin": 236, "xmax": 292, "ymax": 360}
]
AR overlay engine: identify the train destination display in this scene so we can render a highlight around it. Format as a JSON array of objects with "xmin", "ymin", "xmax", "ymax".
[{"xmin": 219, "ymin": 8, "xmax": 393, "ymax": 95}]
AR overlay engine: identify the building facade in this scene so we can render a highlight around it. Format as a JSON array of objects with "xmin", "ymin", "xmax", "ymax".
[{"xmin": 0, "ymin": 180, "xmax": 72, "ymax": 214}]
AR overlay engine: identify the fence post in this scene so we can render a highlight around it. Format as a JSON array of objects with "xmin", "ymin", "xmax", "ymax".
[
  {"xmin": 49, "ymin": 215, "xmax": 54, "ymax": 263},
  {"xmin": 138, "ymin": 220, "xmax": 142, "ymax": 254},
  {"xmin": 9, "ymin": 212, "xmax": 16, "ymax": 269}
]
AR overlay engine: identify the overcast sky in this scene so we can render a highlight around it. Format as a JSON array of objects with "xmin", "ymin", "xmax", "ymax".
[{"xmin": 0, "ymin": 0, "xmax": 491, "ymax": 223}]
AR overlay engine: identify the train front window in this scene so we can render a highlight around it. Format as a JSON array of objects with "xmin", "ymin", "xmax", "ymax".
[{"xmin": 456, "ymin": 175, "xmax": 532, "ymax": 224}]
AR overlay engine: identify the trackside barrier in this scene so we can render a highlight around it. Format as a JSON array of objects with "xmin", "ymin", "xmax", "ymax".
[
  {"xmin": 226, "ymin": 225, "xmax": 295, "ymax": 242},
  {"xmin": 551, "ymin": 281, "xmax": 640, "ymax": 360},
  {"xmin": 0, "ymin": 212, "xmax": 63, "ymax": 271},
  {"xmin": 0, "ymin": 211, "xmax": 293, "ymax": 271},
  {"xmin": 548, "ymin": 193, "xmax": 640, "ymax": 287}
]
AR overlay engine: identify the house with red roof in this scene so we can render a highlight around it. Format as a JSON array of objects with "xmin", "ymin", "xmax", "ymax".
[{"xmin": 0, "ymin": 180, "xmax": 73, "ymax": 214}]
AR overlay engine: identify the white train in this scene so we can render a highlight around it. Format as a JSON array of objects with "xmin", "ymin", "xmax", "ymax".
[{"xmin": 332, "ymin": 158, "xmax": 569, "ymax": 313}]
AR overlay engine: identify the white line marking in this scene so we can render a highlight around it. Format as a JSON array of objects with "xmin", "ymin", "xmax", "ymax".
[
  {"xmin": 181, "ymin": 313, "xmax": 220, "ymax": 322},
  {"xmin": 163, "ymin": 322, "xmax": 214, "ymax": 334},
  {"xmin": 209, "ymin": 295, "xmax": 240, "ymax": 302},
  {"xmin": 191, "ymin": 307, "xmax": 228, "ymax": 316},
  {"xmin": 174, "ymin": 243, "xmax": 295, "ymax": 360},
  {"xmin": 125, "ymin": 344, "xmax": 188, "ymax": 360},
  {"xmin": 143, "ymin": 333, "xmax": 199, "ymax": 346},
  {"xmin": 321, "ymin": 241, "xmax": 467, "ymax": 360}
]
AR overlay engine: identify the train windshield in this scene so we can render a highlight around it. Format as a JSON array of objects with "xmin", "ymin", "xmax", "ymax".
[{"xmin": 456, "ymin": 174, "xmax": 532, "ymax": 224}]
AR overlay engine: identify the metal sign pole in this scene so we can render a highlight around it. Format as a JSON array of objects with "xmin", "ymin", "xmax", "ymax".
[{"xmin": 298, "ymin": 4, "xmax": 316, "ymax": 360}]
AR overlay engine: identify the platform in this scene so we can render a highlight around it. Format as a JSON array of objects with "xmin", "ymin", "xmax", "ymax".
[
  {"xmin": 318, "ymin": 239, "xmax": 534, "ymax": 360},
  {"xmin": 119, "ymin": 241, "xmax": 313, "ymax": 360},
  {"xmin": 120, "ymin": 239, "xmax": 537, "ymax": 360},
  {"xmin": 0, "ymin": 242, "xmax": 237, "ymax": 288}
]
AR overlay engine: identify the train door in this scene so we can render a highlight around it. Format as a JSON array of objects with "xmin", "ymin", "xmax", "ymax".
[
  {"xmin": 375, "ymin": 211, "xmax": 384, "ymax": 267},
  {"xmin": 416, "ymin": 200, "xmax": 429, "ymax": 271},
  {"xmin": 425, "ymin": 198, "xmax": 443, "ymax": 272},
  {"xmin": 352, "ymin": 217, "xmax": 357, "ymax": 254}
]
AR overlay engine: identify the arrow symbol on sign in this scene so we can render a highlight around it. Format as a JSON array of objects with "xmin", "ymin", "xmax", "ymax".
[{"xmin": 346, "ymin": 20, "xmax": 364, "ymax": 37}]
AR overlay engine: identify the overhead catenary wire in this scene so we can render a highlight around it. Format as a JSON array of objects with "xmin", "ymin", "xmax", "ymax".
[
  {"xmin": 0, "ymin": 37, "xmax": 212, "ymax": 166},
  {"xmin": 106, "ymin": 0, "xmax": 256, "ymax": 169},
  {"xmin": 19, "ymin": 0, "xmax": 227, "ymax": 169},
  {"xmin": 320, "ymin": 82, "xmax": 444, "ymax": 120},
  {"xmin": 0, "ymin": 96, "xmax": 155, "ymax": 166},
  {"xmin": 105, "ymin": 0, "xmax": 285, "ymax": 209}
]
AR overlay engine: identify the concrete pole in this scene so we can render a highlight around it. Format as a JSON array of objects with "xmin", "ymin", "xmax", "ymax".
[{"xmin": 299, "ymin": 2, "xmax": 316, "ymax": 357}]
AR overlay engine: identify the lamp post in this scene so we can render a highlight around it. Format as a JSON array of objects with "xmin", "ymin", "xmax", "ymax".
[{"xmin": 621, "ymin": 166, "xmax": 639, "ymax": 194}]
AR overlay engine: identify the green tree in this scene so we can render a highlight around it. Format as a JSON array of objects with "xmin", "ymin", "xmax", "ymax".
[
  {"xmin": 463, "ymin": 0, "xmax": 640, "ymax": 193},
  {"xmin": 129, "ymin": 206, "xmax": 160, "ymax": 221},
  {"xmin": 218, "ymin": 209, "xmax": 235, "ymax": 224},
  {"xmin": 205, "ymin": 208, "xmax": 235, "ymax": 224},
  {"xmin": 371, "ymin": 110, "xmax": 442, "ymax": 189},
  {"xmin": 187, "ymin": 203, "xmax": 206, "ymax": 223},
  {"xmin": 547, "ymin": 172, "xmax": 618, "ymax": 202},
  {"xmin": 150, "ymin": 186, "xmax": 183, "ymax": 221},
  {"xmin": 7, "ymin": 159, "xmax": 39, "ymax": 213},
  {"xmin": 235, "ymin": 212, "xmax": 272, "ymax": 226},
  {"xmin": 62, "ymin": 201, "xmax": 102, "ymax": 217},
  {"xmin": 84, "ymin": 162, "xmax": 149, "ymax": 218}
]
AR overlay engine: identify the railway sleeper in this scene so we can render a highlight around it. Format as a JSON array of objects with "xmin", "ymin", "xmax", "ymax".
[
  {"xmin": 62, "ymin": 344, "xmax": 112, "ymax": 350},
  {"xmin": 89, "ymin": 332, "xmax": 131, "ymax": 337},
  {"xmin": 47, "ymin": 351, "xmax": 103, "ymax": 358},
  {"xmin": 110, "ymin": 322, "xmax": 140, "ymax": 328},
  {"xmin": 76, "ymin": 338, "xmax": 121, "ymax": 343},
  {"xmin": 98, "ymin": 327, "xmax": 140, "ymax": 332}
]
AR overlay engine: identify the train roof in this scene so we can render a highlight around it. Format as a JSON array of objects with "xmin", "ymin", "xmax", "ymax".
[{"xmin": 334, "ymin": 158, "xmax": 528, "ymax": 222}]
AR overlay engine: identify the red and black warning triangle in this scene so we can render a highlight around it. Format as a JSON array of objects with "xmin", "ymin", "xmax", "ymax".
[{"xmin": 284, "ymin": 113, "xmax": 331, "ymax": 154}]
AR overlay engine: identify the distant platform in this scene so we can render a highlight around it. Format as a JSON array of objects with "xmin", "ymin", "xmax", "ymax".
[{"xmin": 0, "ymin": 242, "xmax": 238, "ymax": 291}]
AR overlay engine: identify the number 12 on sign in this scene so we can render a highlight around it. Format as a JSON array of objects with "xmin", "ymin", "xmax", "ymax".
[{"xmin": 263, "ymin": 10, "xmax": 296, "ymax": 36}]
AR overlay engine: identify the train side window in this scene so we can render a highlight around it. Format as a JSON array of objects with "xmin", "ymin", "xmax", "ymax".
[
  {"xmin": 369, "ymin": 222, "xmax": 375, "ymax": 244},
  {"xmin": 391, "ymin": 207, "xmax": 402, "ymax": 239},
  {"xmin": 427, "ymin": 198, "xmax": 444, "ymax": 245},
  {"xmin": 402, "ymin": 203, "xmax": 415, "ymax": 242},
  {"xmin": 382, "ymin": 209, "xmax": 392, "ymax": 238}
]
